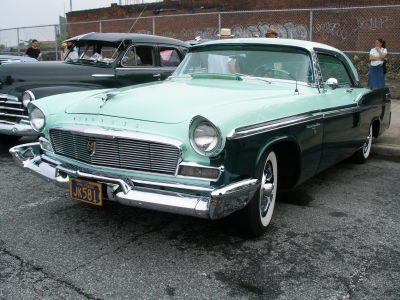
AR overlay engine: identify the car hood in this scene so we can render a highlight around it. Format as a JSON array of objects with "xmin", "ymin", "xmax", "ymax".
[{"xmin": 65, "ymin": 78, "xmax": 306, "ymax": 124}]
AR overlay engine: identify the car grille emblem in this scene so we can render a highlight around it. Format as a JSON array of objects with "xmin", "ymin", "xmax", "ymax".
[{"xmin": 86, "ymin": 141, "xmax": 96, "ymax": 156}]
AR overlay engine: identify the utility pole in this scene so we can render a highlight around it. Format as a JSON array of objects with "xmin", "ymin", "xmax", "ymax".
[{"xmin": 70, "ymin": 0, "xmax": 72, "ymax": 12}]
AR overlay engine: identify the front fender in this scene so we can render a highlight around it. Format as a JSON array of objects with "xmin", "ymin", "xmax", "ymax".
[{"xmin": 27, "ymin": 85, "xmax": 101, "ymax": 100}]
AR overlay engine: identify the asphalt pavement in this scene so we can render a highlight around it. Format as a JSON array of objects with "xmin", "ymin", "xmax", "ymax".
[{"xmin": 0, "ymin": 137, "xmax": 400, "ymax": 299}]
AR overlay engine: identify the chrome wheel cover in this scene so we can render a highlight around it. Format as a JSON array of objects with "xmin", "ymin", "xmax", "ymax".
[
  {"xmin": 362, "ymin": 125, "xmax": 373, "ymax": 159},
  {"xmin": 259, "ymin": 151, "xmax": 278, "ymax": 227}
]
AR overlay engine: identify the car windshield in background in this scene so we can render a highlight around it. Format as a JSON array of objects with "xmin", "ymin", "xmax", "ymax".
[
  {"xmin": 174, "ymin": 46, "xmax": 314, "ymax": 84},
  {"xmin": 65, "ymin": 42, "xmax": 120, "ymax": 64}
]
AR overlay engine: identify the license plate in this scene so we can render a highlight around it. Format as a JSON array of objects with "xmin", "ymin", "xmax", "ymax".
[{"xmin": 69, "ymin": 178, "xmax": 102, "ymax": 206}]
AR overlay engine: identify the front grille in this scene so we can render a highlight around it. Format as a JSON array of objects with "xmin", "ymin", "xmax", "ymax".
[
  {"xmin": 0, "ymin": 94, "xmax": 28, "ymax": 123},
  {"xmin": 49, "ymin": 129, "xmax": 181, "ymax": 175}
]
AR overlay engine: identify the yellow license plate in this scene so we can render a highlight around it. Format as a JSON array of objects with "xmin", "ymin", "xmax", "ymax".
[{"xmin": 69, "ymin": 178, "xmax": 102, "ymax": 206}]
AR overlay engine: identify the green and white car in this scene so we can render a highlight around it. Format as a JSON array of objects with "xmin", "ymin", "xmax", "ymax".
[{"xmin": 10, "ymin": 38, "xmax": 391, "ymax": 237}]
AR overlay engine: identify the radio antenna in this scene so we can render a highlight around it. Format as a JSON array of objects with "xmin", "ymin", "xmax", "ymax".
[{"xmin": 111, "ymin": 3, "xmax": 149, "ymax": 60}]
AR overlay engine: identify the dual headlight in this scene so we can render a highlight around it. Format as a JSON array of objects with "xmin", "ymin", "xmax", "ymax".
[
  {"xmin": 22, "ymin": 90, "xmax": 35, "ymax": 108},
  {"xmin": 29, "ymin": 105, "xmax": 46, "ymax": 132},
  {"xmin": 189, "ymin": 116, "xmax": 222, "ymax": 157}
]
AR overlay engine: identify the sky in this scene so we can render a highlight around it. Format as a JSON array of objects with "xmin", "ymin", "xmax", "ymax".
[
  {"xmin": 0, "ymin": 0, "xmax": 123, "ymax": 29},
  {"xmin": 0, "ymin": 0, "xmax": 159, "ymax": 47}
]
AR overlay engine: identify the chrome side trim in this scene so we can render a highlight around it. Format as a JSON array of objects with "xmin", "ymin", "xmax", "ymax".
[
  {"xmin": 91, "ymin": 74, "xmax": 115, "ymax": 78},
  {"xmin": 10, "ymin": 142, "xmax": 259, "ymax": 220},
  {"xmin": 322, "ymin": 106, "xmax": 358, "ymax": 118},
  {"xmin": 227, "ymin": 112, "xmax": 322, "ymax": 140},
  {"xmin": 116, "ymin": 67, "xmax": 160, "ymax": 71},
  {"xmin": 50, "ymin": 125, "xmax": 183, "ymax": 149},
  {"xmin": 228, "ymin": 105, "xmax": 361, "ymax": 140}
]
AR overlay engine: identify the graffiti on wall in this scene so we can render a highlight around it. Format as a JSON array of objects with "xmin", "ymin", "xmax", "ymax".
[
  {"xmin": 313, "ymin": 16, "xmax": 394, "ymax": 41},
  {"xmin": 159, "ymin": 21, "xmax": 309, "ymax": 41},
  {"xmin": 231, "ymin": 22, "xmax": 309, "ymax": 40}
]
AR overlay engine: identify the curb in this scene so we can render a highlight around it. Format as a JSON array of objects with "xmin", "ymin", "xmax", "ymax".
[{"xmin": 371, "ymin": 144, "xmax": 400, "ymax": 158}]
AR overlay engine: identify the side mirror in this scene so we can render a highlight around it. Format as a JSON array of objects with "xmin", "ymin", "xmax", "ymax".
[{"xmin": 326, "ymin": 78, "xmax": 338, "ymax": 90}]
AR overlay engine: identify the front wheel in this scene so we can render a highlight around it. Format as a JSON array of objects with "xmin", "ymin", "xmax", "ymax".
[
  {"xmin": 353, "ymin": 124, "xmax": 373, "ymax": 164},
  {"xmin": 238, "ymin": 150, "xmax": 278, "ymax": 237}
]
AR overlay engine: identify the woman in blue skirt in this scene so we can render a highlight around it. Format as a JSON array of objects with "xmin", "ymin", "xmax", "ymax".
[{"xmin": 368, "ymin": 38, "xmax": 387, "ymax": 89}]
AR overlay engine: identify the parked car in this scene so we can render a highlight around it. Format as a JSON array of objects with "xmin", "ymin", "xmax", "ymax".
[
  {"xmin": 0, "ymin": 55, "xmax": 38, "ymax": 64},
  {"xmin": 0, "ymin": 32, "xmax": 189, "ymax": 140},
  {"xmin": 10, "ymin": 38, "xmax": 391, "ymax": 236}
]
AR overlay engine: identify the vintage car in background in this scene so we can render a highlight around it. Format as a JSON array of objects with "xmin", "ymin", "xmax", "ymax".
[
  {"xmin": 0, "ymin": 32, "xmax": 189, "ymax": 140},
  {"xmin": 0, "ymin": 55, "xmax": 38, "ymax": 64},
  {"xmin": 10, "ymin": 39, "xmax": 391, "ymax": 237}
]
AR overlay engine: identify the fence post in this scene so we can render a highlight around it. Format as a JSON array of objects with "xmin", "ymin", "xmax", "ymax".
[
  {"xmin": 99, "ymin": 21, "xmax": 102, "ymax": 33},
  {"xmin": 17, "ymin": 28, "xmax": 20, "ymax": 55},
  {"xmin": 152, "ymin": 17, "xmax": 156, "ymax": 35},
  {"xmin": 309, "ymin": 10, "xmax": 313, "ymax": 41},
  {"xmin": 54, "ymin": 25, "xmax": 59, "ymax": 61},
  {"xmin": 218, "ymin": 14, "xmax": 221, "ymax": 34}
]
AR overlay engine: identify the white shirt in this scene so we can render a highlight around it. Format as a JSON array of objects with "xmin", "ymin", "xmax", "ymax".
[{"xmin": 370, "ymin": 48, "xmax": 387, "ymax": 66}]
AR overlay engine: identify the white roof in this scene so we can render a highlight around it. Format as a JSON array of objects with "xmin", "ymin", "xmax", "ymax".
[{"xmin": 197, "ymin": 38, "xmax": 340, "ymax": 52}]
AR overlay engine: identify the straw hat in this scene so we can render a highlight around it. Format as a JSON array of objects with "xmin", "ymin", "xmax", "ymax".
[
  {"xmin": 265, "ymin": 27, "xmax": 278, "ymax": 37},
  {"xmin": 217, "ymin": 28, "xmax": 234, "ymax": 39}
]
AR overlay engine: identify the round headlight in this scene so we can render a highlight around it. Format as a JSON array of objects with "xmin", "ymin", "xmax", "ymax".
[
  {"xmin": 22, "ymin": 90, "xmax": 35, "ymax": 108},
  {"xmin": 29, "ymin": 106, "xmax": 46, "ymax": 132},
  {"xmin": 190, "ymin": 117, "xmax": 222, "ymax": 157}
]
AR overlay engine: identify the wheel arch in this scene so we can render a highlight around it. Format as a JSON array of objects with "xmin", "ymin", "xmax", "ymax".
[
  {"xmin": 255, "ymin": 136, "xmax": 302, "ymax": 190},
  {"xmin": 371, "ymin": 117, "xmax": 381, "ymax": 138}
]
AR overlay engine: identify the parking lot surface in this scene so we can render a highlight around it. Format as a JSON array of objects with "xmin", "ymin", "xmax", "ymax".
[{"xmin": 1, "ymin": 138, "xmax": 399, "ymax": 299}]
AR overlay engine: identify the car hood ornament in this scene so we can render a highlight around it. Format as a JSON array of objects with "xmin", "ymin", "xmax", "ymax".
[{"xmin": 99, "ymin": 91, "xmax": 121, "ymax": 108}]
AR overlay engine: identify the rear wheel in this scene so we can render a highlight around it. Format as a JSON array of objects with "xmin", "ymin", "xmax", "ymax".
[
  {"xmin": 238, "ymin": 150, "xmax": 278, "ymax": 237},
  {"xmin": 353, "ymin": 124, "xmax": 373, "ymax": 164}
]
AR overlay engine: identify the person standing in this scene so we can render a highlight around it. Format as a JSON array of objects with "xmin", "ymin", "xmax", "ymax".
[
  {"xmin": 25, "ymin": 39, "xmax": 41, "ymax": 59},
  {"xmin": 368, "ymin": 38, "xmax": 387, "ymax": 89},
  {"xmin": 60, "ymin": 42, "xmax": 68, "ymax": 60},
  {"xmin": 265, "ymin": 28, "xmax": 278, "ymax": 38}
]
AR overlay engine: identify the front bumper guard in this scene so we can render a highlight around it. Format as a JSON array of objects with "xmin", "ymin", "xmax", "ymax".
[
  {"xmin": 10, "ymin": 143, "xmax": 259, "ymax": 220},
  {"xmin": 0, "ymin": 120, "xmax": 37, "ymax": 136}
]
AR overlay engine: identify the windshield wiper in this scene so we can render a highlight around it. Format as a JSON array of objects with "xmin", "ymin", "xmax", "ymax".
[{"xmin": 235, "ymin": 73, "xmax": 271, "ymax": 84}]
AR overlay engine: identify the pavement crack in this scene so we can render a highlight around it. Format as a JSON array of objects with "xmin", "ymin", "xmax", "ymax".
[
  {"xmin": 0, "ymin": 244, "xmax": 102, "ymax": 300},
  {"xmin": 62, "ymin": 226, "xmax": 161, "ymax": 277}
]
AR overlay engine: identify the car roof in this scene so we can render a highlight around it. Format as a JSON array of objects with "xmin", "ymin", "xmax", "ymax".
[
  {"xmin": 65, "ymin": 32, "xmax": 189, "ymax": 47},
  {"xmin": 192, "ymin": 38, "xmax": 340, "ymax": 53}
]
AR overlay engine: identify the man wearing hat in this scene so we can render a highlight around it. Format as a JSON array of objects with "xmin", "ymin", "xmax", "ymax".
[
  {"xmin": 218, "ymin": 28, "xmax": 234, "ymax": 40},
  {"xmin": 265, "ymin": 28, "xmax": 278, "ymax": 38}
]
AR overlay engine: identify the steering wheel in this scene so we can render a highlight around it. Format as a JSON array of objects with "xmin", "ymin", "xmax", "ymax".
[{"xmin": 253, "ymin": 65, "xmax": 292, "ymax": 80}]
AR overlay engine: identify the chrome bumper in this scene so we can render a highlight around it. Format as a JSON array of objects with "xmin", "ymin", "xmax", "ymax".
[
  {"xmin": 10, "ymin": 143, "xmax": 259, "ymax": 220},
  {"xmin": 0, "ymin": 120, "xmax": 37, "ymax": 136}
]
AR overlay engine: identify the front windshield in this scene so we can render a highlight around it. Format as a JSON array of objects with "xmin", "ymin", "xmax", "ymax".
[
  {"xmin": 65, "ymin": 42, "xmax": 121, "ymax": 64},
  {"xmin": 174, "ymin": 45, "xmax": 314, "ymax": 84}
]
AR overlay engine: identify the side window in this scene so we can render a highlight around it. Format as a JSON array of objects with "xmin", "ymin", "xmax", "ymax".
[
  {"xmin": 317, "ymin": 54, "xmax": 353, "ymax": 87},
  {"xmin": 121, "ymin": 46, "xmax": 154, "ymax": 67},
  {"xmin": 159, "ymin": 47, "xmax": 182, "ymax": 67}
]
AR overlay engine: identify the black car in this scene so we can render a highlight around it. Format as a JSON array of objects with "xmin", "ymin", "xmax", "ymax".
[{"xmin": 0, "ymin": 32, "xmax": 189, "ymax": 140}]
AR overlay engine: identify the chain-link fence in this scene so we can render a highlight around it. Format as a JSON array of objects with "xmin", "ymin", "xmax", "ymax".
[{"xmin": 1, "ymin": 5, "xmax": 399, "ymax": 91}]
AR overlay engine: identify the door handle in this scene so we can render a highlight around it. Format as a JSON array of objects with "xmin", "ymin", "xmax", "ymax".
[{"xmin": 153, "ymin": 74, "xmax": 161, "ymax": 78}]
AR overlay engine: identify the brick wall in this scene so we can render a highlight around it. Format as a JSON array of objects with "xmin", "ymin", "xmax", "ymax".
[
  {"xmin": 66, "ymin": 0, "xmax": 400, "ymax": 52},
  {"xmin": 66, "ymin": 0, "xmax": 400, "ymax": 22}
]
